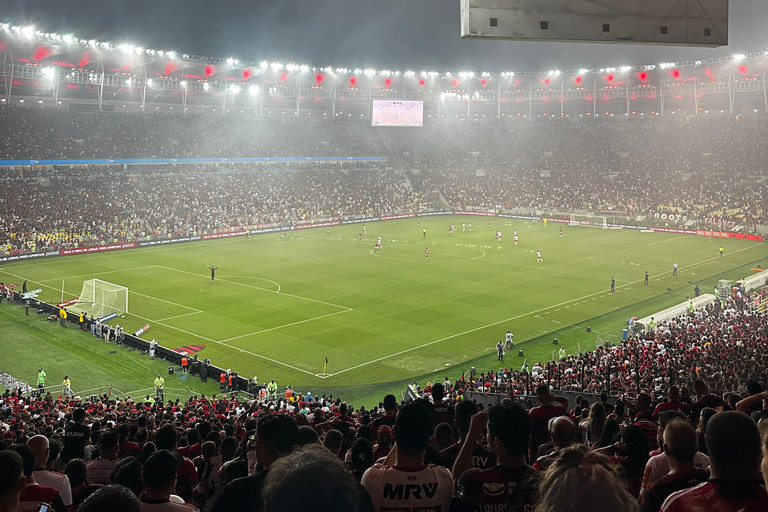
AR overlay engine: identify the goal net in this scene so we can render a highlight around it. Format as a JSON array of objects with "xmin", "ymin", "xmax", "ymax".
[
  {"xmin": 77, "ymin": 279, "xmax": 129, "ymax": 317},
  {"xmin": 569, "ymin": 213, "xmax": 608, "ymax": 229}
]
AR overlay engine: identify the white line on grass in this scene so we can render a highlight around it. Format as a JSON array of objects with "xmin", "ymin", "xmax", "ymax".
[
  {"xmin": 325, "ymin": 243, "xmax": 760, "ymax": 378},
  {"xmin": 126, "ymin": 312, "xmax": 319, "ymax": 376},
  {"xmin": 34, "ymin": 266, "xmax": 158, "ymax": 284},
  {"xmin": 130, "ymin": 290, "xmax": 202, "ymax": 313},
  {"xmin": 155, "ymin": 311, "xmax": 203, "ymax": 322},
  {"xmin": 648, "ymin": 236, "xmax": 686, "ymax": 245},
  {"xmin": 218, "ymin": 309, "xmax": 354, "ymax": 343},
  {"xmin": 153, "ymin": 265, "xmax": 351, "ymax": 311}
]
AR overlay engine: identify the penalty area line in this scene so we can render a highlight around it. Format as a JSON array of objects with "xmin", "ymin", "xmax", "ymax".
[{"xmin": 325, "ymin": 243, "xmax": 761, "ymax": 378}]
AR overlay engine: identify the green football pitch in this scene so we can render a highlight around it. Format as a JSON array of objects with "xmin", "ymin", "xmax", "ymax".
[{"xmin": 1, "ymin": 216, "xmax": 766, "ymax": 406}]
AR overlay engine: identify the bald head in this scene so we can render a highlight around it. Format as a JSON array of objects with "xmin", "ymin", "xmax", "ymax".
[
  {"xmin": 663, "ymin": 420, "xmax": 697, "ymax": 462},
  {"xmin": 27, "ymin": 435, "xmax": 50, "ymax": 466},
  {"xmin": 550, "ymin": 417, "xmax": 577, "ymax": 448},
  {"xmin": 667, "ymin": 386, "xmax": 681, "ymax": 401}
]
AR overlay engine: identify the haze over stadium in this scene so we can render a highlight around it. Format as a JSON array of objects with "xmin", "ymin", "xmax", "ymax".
[{"xmin": 1, "ymin": 2, "xmax": 768, "ymax": 512}]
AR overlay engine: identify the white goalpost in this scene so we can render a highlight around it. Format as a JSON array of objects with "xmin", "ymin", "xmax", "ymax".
[
  {"xmin": 569, "ymin": 213, "xmax": 608, "ymax": 229},
  {"xmin": 77, "ymin": 278, "xmax": 129, "ymax": 317}
]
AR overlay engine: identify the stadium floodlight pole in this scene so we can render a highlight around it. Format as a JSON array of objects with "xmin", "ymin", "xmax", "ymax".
[
  {"xmin": 5, "ymin": 49, "xmax": 14, "ymax": 103},
  {"xmin": 660, "ymin": 74, "xmax": 665, "ymax": 116},
  {"xmin": 141, "ymin": 65, "xmax": 147, "ymax": 112},
  {"xmin": 763, "ymin": 71, "xmax": 768, "ymax": 114},
  {"xmin": 182, "ymin": 70, "xmax": 187, "ymax": 114},
  {"xmin": 626, "ymin": 76, "xmax": 630, "ymax": 117},
  {"xmin": 561, "ymin": 78, "xmax": 565, "ymax": 117},
  {"xmin": 592, "ymin": 78, "xmax": 597, "ymax": 117},
  {"xmin": 98, "ymin": 61, "xmax": 105, "ymax": 110},
  {"xmin": 693, "ymin": 78, "xmax": 698, "ymax": 114},
  {"xmin": 728, "ymin": 70, "xmax": 734, "ymax": 115},
  {"xmin": 528, "ymin": 81, "xmax": 532, "ymax": 120},
  {"xmin": 497, "ymin": 80, "xmax": 501, "ymax": 120}
]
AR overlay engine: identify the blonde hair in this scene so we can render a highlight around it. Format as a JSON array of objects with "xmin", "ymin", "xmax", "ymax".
[{"xmin": 538, "ymin": 445, "xmax": 640, "ymax": 512}]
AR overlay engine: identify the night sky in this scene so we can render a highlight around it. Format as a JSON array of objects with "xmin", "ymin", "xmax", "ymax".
[{"xmin": 4, "ymin": 1, "xmax": 766, "ymax": 71}]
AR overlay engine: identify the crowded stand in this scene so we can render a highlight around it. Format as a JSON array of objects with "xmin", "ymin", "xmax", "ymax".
[
  {"xmin": 2, "ymin": 108, "xmax": 768, "ymax": 511},
  {"xmin": 2, "ymin": 295, "xmax": 768, "ymax": 511},
  {"xmin": 1, "ymin": 108, "xmax": 767, "ymax": 259}
]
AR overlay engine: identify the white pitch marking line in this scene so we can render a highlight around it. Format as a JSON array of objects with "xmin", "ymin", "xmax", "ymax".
[
  {"xmin": 126, "ymin": 312, "xmax": 320, "ymax": 377},
  {"xmin": 130, "ymin": 290, "xmax": 202, "ymax": 313},
  {"xmin": 647, "ymin": 235, "xmax": 686, "ymax": 245},
  {"xmin": 154, "ymin": 265, "xmax": 351, "ymax": 311},
  {"xmin": 218, "ymin": 309, "xmax": 354, "ymax": 343},
  {"xmin": 326, "ymin": 243, "xmax": 761, "ymax": 378},
  {"xmin": 155, "ymin": 311, "xmax": 203, "ymax": 322},
  {"xmin": 31, "ymin": 266, "xmax": 156, "ymax": 284}
]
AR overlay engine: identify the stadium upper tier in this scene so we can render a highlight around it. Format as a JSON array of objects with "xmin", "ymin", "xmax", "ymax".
[
  {"xmin": 0, "ymin": 109, "xmax": 767, "ymax": 255},
  {"xmin": 2, "ymin": 24, "xmax": 768, "ymax": 116}
]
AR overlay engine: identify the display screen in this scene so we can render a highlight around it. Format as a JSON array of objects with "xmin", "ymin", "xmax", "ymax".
[{"xmin": 371, "ymin": 100, "xmax": 423, "ymax": 127}]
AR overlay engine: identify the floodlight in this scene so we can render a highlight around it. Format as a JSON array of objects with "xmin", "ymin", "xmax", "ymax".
[
  {"xmin": 41, "ymin": 67, "xmax": 55, "ymax": 79},
  {"xmin": 620, "ymin": 66, "xmax": 632, "ymax": 72},
  {"xmin": 179, "ymin": 81, "xmax": 186, "ymax": 87},
  {"xmin": 203, "ymin": 82, "xmax": 210, "ymax": 91},
  {"xmin": 249, "ymin": 84, "xmax": 260, "ymax": 95},
  {"xmin": 227, "ymin": 58, "xmax": 235, "ymax": 65},
  {"xmin": 21, "ymin": 26, "xmax": 34, "ymax": 37},
  {"xmin": 732, "ymin": 54, "xmax": 745, "ymax": 62}
]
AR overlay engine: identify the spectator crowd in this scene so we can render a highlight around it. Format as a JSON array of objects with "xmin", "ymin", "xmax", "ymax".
[
  {"xmin": 1, "ymin": 109, "xmax": 767, "ymax": 256},
  {"xmin": 2, "ymin": 296, "xmax": 768, "ymax": 511}
]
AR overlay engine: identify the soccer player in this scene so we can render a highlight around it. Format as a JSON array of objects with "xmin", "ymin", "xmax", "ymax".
[
  {"xmin": 359, "ymin": 232, "xmax": 362, "ymax": 240},
  {"xmin": 514, "ymin": 234, "xmax": 518, "ymax": 245},
  {"xmin": 719, "ymin": 245, "xmax": 723, "ymax": 257},
  {"xmin": 496, "ymin": 231, "xmax": 502, "ymax": 242},
  {"xmin": 645, "ymin": 270, "xmax": 649, "ymax": 285},
  {"xmin": 449, "ymin": 225, "xmax": 454, "ymax": 236},
  {"xmin": 363, "ymin": 225, "xmax": 367, "ymax": 234},
  {"xmin": 326, "ymin": 227, "xmax": 330, "ymax": 235},
  {"xmin": 559, "ymin": 227, "xmax": 563, "ymax": 237},
  {"xmin": 488, "ymin": 221, "xmax": 492, "ymax": 230},
  {"xmin": 418, "ymin": 222, "xmax": 421, "ymax": 229},
  {"xmin": 462, "ymin": 223, "xmax": 466, "ymax": 232},
  {"xmin": 425, "ymin": 247, "xmax": 429, "ymax": 259},
  {"xmin": 505, "ymin": 331, "xmax": 514, "ymax": 350},
  {"xmin": 377, "ymin": 236, "xmax": 382, "ymax": 247},
  {"xmin": 423, "ymin": 228, "xmax": 427, "ymax": 238},
  {"xmin": 280, "ymin": 232, "xmax": 285, "ymax": 238},
  {"xmin": 207, "ymin": 265, "xmax": 219, "ymax": 281},
  {"xmin": 374, "ymin": 241, "xmax": 380, "ymax": 253},
  {"xmin": 468, "ymin": 223, "xmax": 473, "ymax": 231},
  {"xmin": 537, "ymin": 251, "xmax": 542, "ymax": 262},
  {"xmin": 496, "ymin": 341, "xmax": 504, "ymax": 361},
  {"xmin": 514, "ymin": 230, "xmax": 517, "ymax": 237},
  {"xmin": 611, "ymin": 277, "xmax": 615, "ymax": 293},
  {"xmin": 672, "ymin": 262, "xmax": 678, "ymax": 276}
]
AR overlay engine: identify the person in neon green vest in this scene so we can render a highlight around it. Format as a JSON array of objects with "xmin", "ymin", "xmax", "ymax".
[
  {"xmin": 649, "ymin": 317, "xmax": 656, "ymax": 331},
  {"xmin": 267, "ymin": 379, "xmax": 278, "ymax": 399},
  {"xmin": 154, "ymin": 374, "xmax": 165, "ymax": 402},
  {"xmin": 37, "ymin": 368, "xmax": 46, "ymax": 393}
]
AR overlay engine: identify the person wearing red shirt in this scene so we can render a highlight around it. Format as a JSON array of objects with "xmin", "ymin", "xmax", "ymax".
[
  {"xmin": 661, "ymin": 411, "xmax": 768, "ymax": 512},
  {"xmin": 652, "ymin": 387, "xmax": 692, "ymax": 421},
  {"xmin": 528, "ymin": 385, "xmax": 569, "ymax": 460}
]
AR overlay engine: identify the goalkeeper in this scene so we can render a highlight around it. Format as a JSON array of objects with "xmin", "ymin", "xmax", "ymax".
[{"xmin": 207, "ymin": 265, "xmax": 220, "ymax": 281}]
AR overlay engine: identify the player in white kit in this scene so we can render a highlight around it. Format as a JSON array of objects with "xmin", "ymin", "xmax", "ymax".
[
  {"xmin": 462, "ymin": 223, "xmax": 466, "ymax": 232},
  {"xmin": 537, "ymin": 251, "xmax": 543, "ymax": 262}
]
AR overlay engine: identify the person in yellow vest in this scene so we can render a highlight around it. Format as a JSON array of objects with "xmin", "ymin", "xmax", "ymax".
[
  {"xmin": 267, "ymin": 379, "xmax": 278, "ymax": 400},
  {"xmin": 154, "ymin": 374, "xmax": 165, "ymax": 402},
  {"xmin": 62, "ymin": 376, "xmax": 72, "ymax": 397},
  {"xmin": 59, "ymin": 308, "xmax": 68, "ymax": 328}
]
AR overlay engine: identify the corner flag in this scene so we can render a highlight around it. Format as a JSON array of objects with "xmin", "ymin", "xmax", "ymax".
[{"xmin": 323, "ymin": 357, "xmax": 328, "ymax": 377}]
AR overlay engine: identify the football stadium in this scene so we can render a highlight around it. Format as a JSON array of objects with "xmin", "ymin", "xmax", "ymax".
[{"xmin": 1, "ymin": 2, "xmax": 767, "ymax": 511}]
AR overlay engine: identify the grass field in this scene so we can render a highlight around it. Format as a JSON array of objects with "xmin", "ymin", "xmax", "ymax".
[{"xmin": 2, "ymin": 216, "xmax": 766, "ymax": 407}]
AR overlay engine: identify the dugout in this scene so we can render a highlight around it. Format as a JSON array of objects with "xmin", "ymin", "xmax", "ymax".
[{"xmin": 637, "ymin": 293, "xmax": 716, "ymax": 332}]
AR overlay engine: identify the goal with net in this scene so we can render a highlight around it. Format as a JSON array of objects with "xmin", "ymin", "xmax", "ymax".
[
  {"xmin": 77, "ymin": 279, "xmax": 129, "ymax": 317},
  {"xmin": 569, "ymin": 213, "xmax": 608, "ymax": 229}
]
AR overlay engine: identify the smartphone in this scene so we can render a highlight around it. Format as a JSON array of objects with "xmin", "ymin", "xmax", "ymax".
[{"xmin": 39, "ymin": 505, "xmax": 50, "ymax": 512}]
